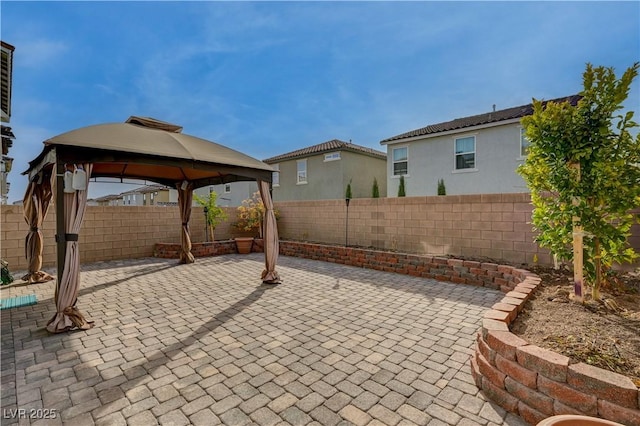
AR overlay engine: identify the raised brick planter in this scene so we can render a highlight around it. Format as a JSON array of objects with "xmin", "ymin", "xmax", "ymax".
[
  {"xmin": 279, "ymin": 241, "xmax": 639, "ymax": 426},
  {"xmin": 153, "ymin": 239, "xmax": 264, "ymax": 258},
  {"xmin": 471, "ymin": 283, "xmax": 640, "ymax": 425},
  {"xmin": 279, "ymin": 241, "xmax": 531, "ymax": 292}
]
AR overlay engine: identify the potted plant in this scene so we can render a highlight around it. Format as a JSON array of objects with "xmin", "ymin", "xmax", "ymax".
[
  {"xmin": 234, "ymin": 192, "xmax": 279, "ymax": 253},
  {"xmin": 193, "ymin": 191, "xmax": 228, "ymax": 242}
]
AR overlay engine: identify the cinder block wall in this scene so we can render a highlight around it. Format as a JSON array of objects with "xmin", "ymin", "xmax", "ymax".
[
  {"xmin": 1, "ymin": 205, "xmax": 238, "ymax": 271},
  {"xmin": 275, "ymin": 193, "xmax": 551, "ymax": 265},
  {"xmin": 3, "ymin": 193, "xmax": 638, "ymax": 271}
]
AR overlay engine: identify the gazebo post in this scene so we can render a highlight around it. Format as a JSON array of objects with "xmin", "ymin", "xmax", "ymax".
[{"xmin": 55, "ymin": 157, "xmax": 66, "ymax": 296}]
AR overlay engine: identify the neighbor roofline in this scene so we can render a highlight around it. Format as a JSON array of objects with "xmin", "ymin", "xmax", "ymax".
[
  {"xmin": 380, "ymin": 118, "xmax": 523, "ymax": 146},
  {"xmin": 263, "ymin": 141, "xmax": 386, "ymax": 163},
  {"xmin": 264, "ymin": 148, "xmax": 386, "ymax": 163}
]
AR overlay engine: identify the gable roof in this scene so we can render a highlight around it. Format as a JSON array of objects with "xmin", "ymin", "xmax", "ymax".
[
  {"xmin": 381, "ymin": 94, "xmax": 581, "ymax": 144},
  {"xmin": 121, "ymin": 183, "xmax": 171, "ymax": 196},
  {"xmin": 263, "ymin": 139, "xmax": 386, "ymax": 163}
]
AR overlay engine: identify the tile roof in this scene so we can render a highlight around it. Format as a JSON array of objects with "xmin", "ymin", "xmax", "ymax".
[
  {"xmin": 263, "ymin": 139, "xmax": 386, "ymax": 163},
  {"xmin": 381, "ymin": 94, "xmax": 582, "ymax": 143},
  {"xmin": 121, "ymin": 183, "xmax": 171, "ymax": 195}
]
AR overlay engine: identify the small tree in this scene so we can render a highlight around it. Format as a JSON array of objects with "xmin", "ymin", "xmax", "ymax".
[
  {"xmin": 345, "ymin": 179, "xmax": 353, "ymax": 199},
  {"xmin": 372, "ymin": 178, "xmax": 380, "ymax": 198},
  {"xmin": 437, "ymin": 179, "xmax": 446, "ymax": 196},
  {"xmin": 518, "ymin": 62, "xmax": 640, "ymax": 301},
  {"xmin": 397, "ymin": 175, "xmax": 406, "ymax": 197},
  {"xmin": 235, "ymin": 191, "xmax": 280, "ymax": 238},
  {"xmin": 193, "ymin": 191, "xmax": 228, "ymax": 241}
]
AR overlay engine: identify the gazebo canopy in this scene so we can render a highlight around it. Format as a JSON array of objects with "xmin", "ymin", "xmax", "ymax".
[
  {"xmin": 21, "ymin": 116, "xmax": 280, "ymax": 334},
  {"xmin": 25, "ymin": 116, "xmax": 274, "ymax": 187}
]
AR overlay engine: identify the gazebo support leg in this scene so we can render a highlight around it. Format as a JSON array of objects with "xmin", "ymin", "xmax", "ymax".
[{"xmin": 55, "ymin": 159, "xmax": 66, "ymax": 301}]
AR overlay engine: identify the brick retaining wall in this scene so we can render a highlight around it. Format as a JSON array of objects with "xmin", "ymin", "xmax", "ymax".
[
  {"xmin": 471, "ymin": 283, "xmax": 640, "ymax": 426},
  {"xmin": 153, "ymin": 239, "xmax": 264, "ymax": 258},
  {"xmin": 279, "ymin": 241, "xmax": 531, "ymax": 292}
]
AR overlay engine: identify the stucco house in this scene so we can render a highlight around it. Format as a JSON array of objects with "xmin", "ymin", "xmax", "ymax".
[
  {"xmin": 380, "ymin": 95, "xmax": 581, "ymax": 197},
  {"xmin": 263, "ymin": 139, "xmax": 387, "ymax": 201},
  {"xmin": 193, "ymin": 181, "xmax": 258, "ymax": 207},
  {"xmin": 1, "ymin": 41, "xmax": 15, "ymax": 205}
]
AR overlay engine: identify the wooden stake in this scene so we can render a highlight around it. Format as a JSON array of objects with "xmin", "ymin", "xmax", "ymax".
[
  {"xmin": 570, "ymin": 162, "xmax": 584, "ymax": 303},
  {"xmin": 572, "ymin": 221, "xmax": 584, "ymax": 303}
]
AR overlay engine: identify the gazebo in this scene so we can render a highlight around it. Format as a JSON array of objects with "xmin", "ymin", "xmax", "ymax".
[{"xmin": 22, "ymin": 116, "xmax": 280, "ymax": 333}]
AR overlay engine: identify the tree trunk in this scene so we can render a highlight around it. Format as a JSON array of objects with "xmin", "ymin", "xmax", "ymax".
[
  {"xmin": 209, "ymin": 226, "xmax": 215, "ymax": 242},
  {"xmin": 593, "ymin": 237, "xmax": 602, "ymax": 301}
]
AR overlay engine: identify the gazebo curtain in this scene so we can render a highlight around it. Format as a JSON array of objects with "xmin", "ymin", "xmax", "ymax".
[
  {"xmin": 46, "ymin": 163, "xmax": 95, "ymax": 333},
  {"xmin": 22, "ymin": 170, "xmax": 55, "ymax": 283},
  {"xmin": 258, "ymin": 180, "xmax": 280, "ymax": 284},
  {"xmin": 177, "ymin": 181, "xmax": 195, "ymax": 264}
]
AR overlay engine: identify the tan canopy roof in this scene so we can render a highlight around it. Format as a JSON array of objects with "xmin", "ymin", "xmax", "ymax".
[{"xmin": 24, "ymin": 116, "xmax": 274, "ymax": 188}]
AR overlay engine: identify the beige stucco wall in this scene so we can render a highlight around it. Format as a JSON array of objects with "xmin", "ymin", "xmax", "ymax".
[
  {"xmin": 385, "ymin": 122, "xmax": 529, "ymax": 197},
  {"xmin": 271, "ymin": 151, "xmax": 387, "ymax": 201},
  {"xmin": 341, "ymin": 151, "xmax": 387, "ymax": 198}
]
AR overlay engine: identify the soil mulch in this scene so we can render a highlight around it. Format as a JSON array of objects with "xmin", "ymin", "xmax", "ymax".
[{"xmin": 510, "ymin": 266, "xmax": 640, "ymax": 386}]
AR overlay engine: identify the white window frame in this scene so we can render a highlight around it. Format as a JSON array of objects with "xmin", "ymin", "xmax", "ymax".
[
  {"xmin": 519, "ymin": 127, "xmax": 530, "ymax": 158},
  {"xmin": 224, "ymin": 184, "xmax": 231, "ymax": 193},
  {"xmin": 453, "ymin": 135, "xmax": 477, "ymax": 172},
  {"xmin": 272, "ymin": 163, "xmax": 280, "ymax": 187},
  {"xmin": 392, "ymin": 146, "xmax": 408, "ymax": 177},
  {"xmin": 297, "ymin": 159, "xmax": 307, "ymax": 184},
  {"xmin": 324, "ymin": 152, "xmax": 341, "ymax": 162}
]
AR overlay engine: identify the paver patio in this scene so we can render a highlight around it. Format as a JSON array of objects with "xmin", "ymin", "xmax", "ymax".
[{"xmin": 1, "ymin": 254, "xmax": 529, "ymax": 426}]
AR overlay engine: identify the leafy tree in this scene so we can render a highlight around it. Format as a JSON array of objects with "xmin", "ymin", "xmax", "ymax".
[
  {"xmin": 437, "ymin": 179, "xmax": 446, "ymax": 196},
  {"xmin": 345, "ymin": 179, "xmax": 353, "ymax": 199},
  {"xmin": 193, "ymin": 191, "xmax": 228, "ymax": 241},
  {"xmin": 398, "ymin": 175, "xmax": 406, "ymax": 197},
  {"xmin": 372, "ymin": 178, "xmax": 380, "ymax": 198},
  {"xmin": 518, "ymin": 63, "xmax": 640, "ymax": 300}
]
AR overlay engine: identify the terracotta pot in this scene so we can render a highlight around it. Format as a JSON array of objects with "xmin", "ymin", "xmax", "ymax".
[
  {"xmin": 537, "ymin": 415, "xmax": 624, "ymax": 426},
  {"xmin": 235, "ymin": 237, "xmax": 254, "ymax": 254}
]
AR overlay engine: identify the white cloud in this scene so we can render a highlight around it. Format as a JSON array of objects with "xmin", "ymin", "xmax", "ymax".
[{"xmin": 12, "ymin": 38, "xmax": 69, "ymax": 69}]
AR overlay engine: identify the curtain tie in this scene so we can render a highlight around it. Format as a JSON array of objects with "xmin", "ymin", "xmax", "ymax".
[
  {"xmin": 56, "ymin": 233, "xmax": 79, "ymax": 242},
  {"xmin": 182, "ymin": 222, "xmax": 188, "ymax": 226},
  {"xmin": 30, "ymin": 227, "xmax": 39, "ymax": 232}
]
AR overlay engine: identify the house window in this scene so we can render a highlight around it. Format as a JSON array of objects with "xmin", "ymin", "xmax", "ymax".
[
  {"xmin": 272, "ymin": 164, "xmax": 280, "ymax": 187},
  {"xmin": 392, "ymin": 147, "xmax": 408, "ymax": 176},
  {"xmin": 150, "ymin": 192, "xmax": 155, "ymax": 205},
  {"xmin": 324, "ymin": 152, "xmax": 341, "ymax": 162},
  {"xmin": 455, "ymin": 136, "xmax": 475, "ymax": 170},
  {"xmin": 520, "ymin": 128, "xmax": 530, "ymax": 157},
  {"xmin": 224, "ymin": 184, "xmax": 231, "ymax": 193},
  {"xmin": 143, "ymin": 193, "xmax": 147, "ymax": 205},
  {"xmin": 297, "ymin": 159, "xmax": 307, "ymax": 184}
]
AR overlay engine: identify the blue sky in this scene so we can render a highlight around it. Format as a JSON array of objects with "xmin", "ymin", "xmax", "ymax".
[{"xmin": 2, "ymin": 1, "xmax": 639, "ymax": 203}]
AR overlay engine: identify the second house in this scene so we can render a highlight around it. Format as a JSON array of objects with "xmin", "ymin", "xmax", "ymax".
[{"xmin": 263, "ymin": 139, "xmax": 387, "ymax": 201}]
